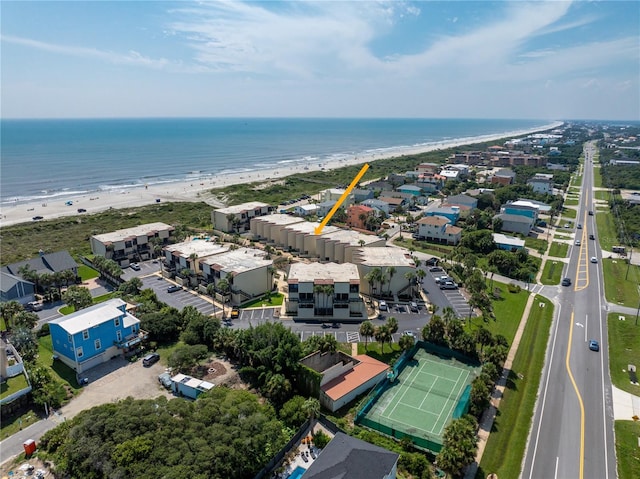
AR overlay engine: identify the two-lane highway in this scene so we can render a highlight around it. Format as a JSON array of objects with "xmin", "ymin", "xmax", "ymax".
[{"xmin": 522, "ymin": 142, "xmax": 616, "ymax": 479}]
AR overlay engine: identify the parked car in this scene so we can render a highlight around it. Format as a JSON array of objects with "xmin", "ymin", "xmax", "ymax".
[
  {"xmin": 409, "ymin": 301, "xmax": 419, "ymax": 312},
  {"xmin": 143, "ymin": 353, "xmax": 160, "ymax": 367},
  {"xmin": 130, "ymin": 263, "xmax": 141, "ymax": 271},
  {"xmin": 26, "ymin": 301, "xmax": 43, "ymax": 312},
  {"xmin": 32, "ymin": 216, "xmax": 44, "ymax": 221},
  {"xmin": 436, "ymin": 275, "xmax": 452, "ymax": 284},
  {"xmin": 440, "ymin": 281, "xmax": 458, "ymax": 290},
  {"xmin": 563, "ymin": 223, "xmax": 570, "ymax": 228},
  {"xmin": 379, "ymin": 300, "xmax": 388, "ymax": 311},
  {"xmin": 588, "ymin": 339, "xmax": 600, "ymax": 352},
  {"xmin": 158, "ymin": 372, "xmax": 172, "ymax": 389},
  {"xmin": 77, "ymin": 208, "xmax": 87, "ymax": 213},
  {"xmin": 425, "ymin": 257, "xmax": 439, "ymax": 266},
  {"xmin": 402, "ymin": 331, "xmax": 416, "ymax": 339},
  {"xmin": 561, "ymin": 277, "xmax": 572, "ymax": 286},
  {"xmin": 167, "ymin": 285, "xmax": 182, "ymax": 293},
  {"xmin": 429, "ymin": 266, "xmax": 443, "ymax": 272},
  {"xmin": 331, "ymin": 322, "xmax": 341, "ymax": 329},
  {"xmin": 230, "ymin": 307, "xmax": 240, "ymax": 319}
]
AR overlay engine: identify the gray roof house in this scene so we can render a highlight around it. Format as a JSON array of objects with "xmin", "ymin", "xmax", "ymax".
[
  {"xmin": 361, "ymin": 199, "xmax": 390, "ymax": 215},
  {"xmin": 495, "ymin": 213, "xmax": 534, "ymax": 235},
  {"xmin": 302, "ymin": 432, "xmax": 399, "ymax": 479},
  {"xmin": 0, "ymin": 272, "xmax": 35, "ymax": 304},
  {"xmin": 353, "ymin": 189, "xmax": 375, "ymax": 203},
  {"xmin": 1, "ymin": 251, "xmax": 78, "ymax": 278}
]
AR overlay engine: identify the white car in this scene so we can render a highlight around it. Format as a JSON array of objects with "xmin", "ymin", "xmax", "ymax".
[
  {"xmin": 403, "ymin": 331, "xmax": 416, "ymax": 339},
  {"xmin": 379, "ymin": 300, "xmax": 388, "ymax": 311},
  {"xmin": 590, "ymin": 256, "xmax": 598, "ymax": 263}
]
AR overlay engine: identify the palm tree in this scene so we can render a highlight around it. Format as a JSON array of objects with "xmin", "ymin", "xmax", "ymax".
[
  {"xmin": 359, "ymin": 321, "xmax": 375, "ymax": 350},
  {"xmin": 398, "ymin": 333, "xmax": 415, "ymax": 352},
  {"xmin": 18, "ymin": 264, "xmax": 40, "ymax": 295},
  {"xmin": 385, "ymin": 266, "xmax": 396, "ymax": 297},
  {"xmin": 374, "ymin": 325, "xmax": 392, "ymax": 353},
  {"xmin": 1, "ymin": 301, "xmax": 23, "ymax": 332},
  {"xmin": 386, "ymin": 316, "xmax": 398, "ymax": 335},
  {"xmin": 404, "ymin": 271, "xmax": 417, "ymax": 298},
  {"xmin": 442, "ymin": 306, "xmax": 458, "ymax": 326},
  {"xmin": 416, "ymin": 269, "xmax": 426, "ymax": 286},
  {"xmin": 303, "ymin": 397, "xmax": 321, "ymax": 423},
  {"xmin": 206, "ymin": 283, "xmax": 218, "ymax": 317},
  {"xmin": 217, "ymin": 278, "xmax": 231, "ymax": 317}
]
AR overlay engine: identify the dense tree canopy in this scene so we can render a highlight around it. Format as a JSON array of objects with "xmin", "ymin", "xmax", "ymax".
[{"xmin": 40, "ymin": 390, "xmax": 287, "ymax": 479}]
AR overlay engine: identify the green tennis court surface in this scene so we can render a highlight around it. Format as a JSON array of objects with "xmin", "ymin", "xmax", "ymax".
[{"xmin": 358, "ymin": 345, "xmax": 479, "ymax": 451}]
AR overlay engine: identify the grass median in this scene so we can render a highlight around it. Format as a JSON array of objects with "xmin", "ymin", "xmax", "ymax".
[
  {"xmin": 476, "ymin": 295, "xmax": 554, "ymax": 479},
  {"xmin": 607, "ymin": 313, "xmax": 640, "ymax": 395},
  {"xmin": 615, "ymin": 421, "xmax": 640, "ymax": 479},
  {"xmin": 602, "ymin": 259, "xmax": 640, "ymax": 308},
  {"xmin": 540, "ymin": 259, "xmax": 563, "ymax": 285}
]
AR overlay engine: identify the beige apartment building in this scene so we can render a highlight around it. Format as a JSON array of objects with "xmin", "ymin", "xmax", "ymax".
[
  {"xmin": 285, "ymin": 262, "xmax": 365, "ymax": 321},
  {"xmin": 163, "ymin": 240, "xmax": 229, "ymax": 276},
  {"xmin": 212, "ymin": 201, "xmax": 271, "ymax": 233},
  {"xmin": 90, "ymin": 222, "xmax": 174, "ymax": 266},
  {"xmin": 316, "ymin": 229, "xmax": 385, "ymax": 263},
  {"xmin": 250, "ymin": 214, "xmax": 305, "ymax": 244},
  {"xmin": 352, "ymin": 247, "xmax": 416, "ymax": 297}
]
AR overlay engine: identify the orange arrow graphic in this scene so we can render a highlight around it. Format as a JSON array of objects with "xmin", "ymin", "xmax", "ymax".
[{"xmin": 314, "ymin": 163, "xmax": 370, "ymax": 235}]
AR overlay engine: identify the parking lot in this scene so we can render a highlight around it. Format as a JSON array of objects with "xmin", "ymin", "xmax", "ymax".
[
  {"xmin": 423, "ymin": 268, "xmax": 476, "ymax": 319},
  {"xmin": 140, "ymin": 275, "xmax": 217, "ymax": 316}
]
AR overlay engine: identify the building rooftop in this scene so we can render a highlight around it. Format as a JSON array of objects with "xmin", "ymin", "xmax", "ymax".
[
  {"xmin": 353, "ymin": 247, "xmax": 415, "ymax": 267},
  {"xmin": 214, "ymin": 201, "xmax": 269, "ymax": 215},
  {"xmin": 2, "ymin": 250, "xmax": 78, "ymax": 277},
  {"xmin": 202, "ymin": 247, "xmax": 271, "ymax": 273},
  {"xmin": 49, "ymin": 298, "xmax": 136, "ymax": 335},
  {"xmin": 285, "ymin": 221, "xmax": 339, "ymax": 236},
  {"xmin": 253, "ymin": 213, "xmax": 305, "ymax": 226},
  {"xmin": 303, "ymin": 431, "xmax": 399, "ymax": 479},
  {"xmin": 418, "ymin": 215, "xmax": 450, "ymax": 226},
  {"xmin": 322, "ymin": 354, "xmax": 389, "ymax": 401},
  {"xmin": 321, "ymin": 229, "xmax": 382, "ymax": 246},
  {"xmin": 92, "ymin": 222, "xmax": 174, "ymax": 244},
  {"xmin": 496, "ymin": 213, "xmax": 534, "ymax": 224},
  {"xmin": 288, "ymin": 262, "xmax": 360, "ymax": 283},
  {"xmin": 164, "ymin": 240, "xmax": 229, "ymax": 259},
  {"xmin": 493, "ymin": 233, "xmax": 526, "ymax": 248},
  {"xmin": 512, "ymin": 199, "xmax": 552, "ymax": 212}
]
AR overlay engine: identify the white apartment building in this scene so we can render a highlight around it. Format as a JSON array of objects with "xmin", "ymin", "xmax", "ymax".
[
  {"xmin": 163, "ymin": 240, "xmax": 229, "ymax": 275},
  {"xmin": 352, "ymin": 247, "xmax": 416, "ymax": 297},
  {"xmin": 90, "ymin": 222, "xmax": 174, "ymax": 266},
  {"xmin": 212, "ymin": 202, "xmax": 271, "ymax": 233}
]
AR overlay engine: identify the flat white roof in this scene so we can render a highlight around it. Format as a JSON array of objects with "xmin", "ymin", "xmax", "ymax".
[
  {"xmin": 297, "ymin": 204, "xmax": 318, "ymax": 211},
  {"xmin": 215, "ymin": 201, "xmax": 269, "ymax": 215},
  {"xmin": 321, "ymin": 229, "xmax": 382, "ymax": 246},
  {"xmin": 164, "ymin": 240, "xmax": 229, "ymax": 259},
  {"xmin": 285, "ymin": 221, "xmax": 339, "ymax": 236},
  {"xmin": 254, "ymin": 214, "xmax": 305, "ymax": 226},
  {"xmin": 288, "ymin": 262, "xmax": 360, "ymax": 283},
  {"xmin": 353, "ymin": 247, "xmax": 415, "ymax": 267},
  {"xmin": 49, "ymin": 298, "xmax": 137, "ymax": 335},
  {"xmin": 92, "ymin": 222, "xmax": 173, "ymax": 243},
  {"xmin": 493, "ymin": 233, "xmax": 526, "ymax": 247},
  {"xmin": 202, "ymin": 247, "xmax": 272, "ymax": 273}
]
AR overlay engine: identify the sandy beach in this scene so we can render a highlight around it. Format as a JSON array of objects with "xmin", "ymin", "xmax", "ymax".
[{"xmin": 0, "ymin": 121, "xmax": 563, "ymax": 228}]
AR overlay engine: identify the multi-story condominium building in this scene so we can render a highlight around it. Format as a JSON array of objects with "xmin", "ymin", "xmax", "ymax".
[
  {"xmin": 250, "ymin": 214, "xmax": 305, "ymax": 244},
  {"xmin": 285, "ymin": 262, "xmax": 365, "ymax": 320},
  {"xmin": 320, "ymin": 188, "xmax": 355, "ymax": 208},
  {"xmin": 490, "ymin": 153, "xmax": 547, "ymax": 168},
  {"xmin": 316, "ymin": 229, "xmax": 385, "ymax": 263},
  {"xmin": 352, "ymin": 247, "xmax": 416, "ymax": 297},
  {"xmin": 346, "ymin": 205, "xmax": 375, "ymax": 230},
  {"xmin": 90, "ymin": 222, "xmax": 174, "ymax": 266},
  {"xmin": 447, "ymin": 151, "xmax": 487, "ymax": 165},
  {"xmin": 416, "ymin": 216, "xmax": 462, "ymax": 245},
  {"xmin": 200, "ymin": 247, "xmax": 273, "ymax": 305},
  {"xmin": 49, "ymin": 298, "xmax": 147, "ymax": 373},
  {"xmin": 212, "ymin": 202, "xmax": 271, "ymax": 233},
  {"xmin": 163, "ymin": 240, "xmax": 229, "ymax": 276}
]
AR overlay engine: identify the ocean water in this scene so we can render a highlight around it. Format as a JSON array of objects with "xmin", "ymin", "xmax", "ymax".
[{"xmin": 0, "ymin": 117, "xmax": 551, "ymax": 205}]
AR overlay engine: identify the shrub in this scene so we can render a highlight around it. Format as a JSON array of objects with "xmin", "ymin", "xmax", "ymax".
[
  {"xmin": 507, "ymin": 283, "xmax": 521, "ymax": 293},
  {"xmin": 37, "ymin": 323, "xmax": 51, "ymax": 337},
  {"xmin": 312, "ymin": 430, "xmax": 330, "ymax": 449}
]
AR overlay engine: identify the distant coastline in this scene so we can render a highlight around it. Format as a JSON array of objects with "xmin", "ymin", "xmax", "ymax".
[{"xmin": 0, "ymin": 119, "xmax": 563, "ymax": 227}]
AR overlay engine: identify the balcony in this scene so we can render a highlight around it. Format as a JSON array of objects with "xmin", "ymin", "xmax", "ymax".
[{"xmin": 115, "ymin": 329, "xmax": 149, "ymax": 349}]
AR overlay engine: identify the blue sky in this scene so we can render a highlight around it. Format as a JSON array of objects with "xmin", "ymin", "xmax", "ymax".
[{"xmin": 1, "ymin": 1, "xmax": 638, "ymax": 120}]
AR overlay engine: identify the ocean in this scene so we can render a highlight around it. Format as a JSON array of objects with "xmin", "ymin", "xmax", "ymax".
[{"xmin": 0, "ymin": 117, "xmax": 552, "ymax": 205}]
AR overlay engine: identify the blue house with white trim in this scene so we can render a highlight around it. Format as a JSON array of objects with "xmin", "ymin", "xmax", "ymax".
[{"xmin": 49, "ymin": 298, "xmax": 147, "ymax": 373}]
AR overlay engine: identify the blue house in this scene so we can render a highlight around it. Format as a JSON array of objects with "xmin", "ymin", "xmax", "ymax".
[
  {"xmin": 49, "ymin": 298, "xmax": 147, "ymax": 373},
  {"xmin": 425, "ymin": 206, "xmax": 461, "ymax": 224},
  {"xmin": 397, "ymin": 184, "xmax": 423, "ymax": 196}
]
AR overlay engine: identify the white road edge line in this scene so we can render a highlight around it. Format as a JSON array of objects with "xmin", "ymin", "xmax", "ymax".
[
  {"xmin": 554, "ymin": 456, "xmax": 559, "ymax": 479},
  {"xmin": 597, "ymin": 250, "xmax": 610, "ymax": 479}
]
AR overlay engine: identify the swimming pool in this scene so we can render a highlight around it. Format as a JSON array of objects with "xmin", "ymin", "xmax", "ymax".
[{"xmin": 289, "ymin": 466, "xmax": 307, "ymax": 479}]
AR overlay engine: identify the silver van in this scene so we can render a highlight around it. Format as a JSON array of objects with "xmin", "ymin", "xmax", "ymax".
[{"xmin": 142, "ymin": 353, "xmax": 160, "ymax": 367}]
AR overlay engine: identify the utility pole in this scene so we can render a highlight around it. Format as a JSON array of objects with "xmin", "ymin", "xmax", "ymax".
[{"xmin": 625, "ymin": 246, "xmax": 633, "ymax": 280}]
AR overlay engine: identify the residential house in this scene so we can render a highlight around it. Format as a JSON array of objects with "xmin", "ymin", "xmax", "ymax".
[
  {"xmin": 377, "ymin": 196, "xmax": 407, "ymax": 213},
  {"xmin": 171, "ymin": 373, "xmax": 214, "ymax": 399},
  {"xmin": 0, "ymin": 338, "xmax": 32, "ymax": 407},
  {"xmin": 440, "ymin": 169, "xmax": 460, "ymax": 181},
  {"xmin": 386, "ymin": 174, "xmax": 406, "ymax": 187},
  {"xmin": 361, "ymin": 199, "xmax": 390, "ymax": 216},
  {"xmin": 90, "ymin": 223, "xmax": 174, "ymax": 266},
  {"xmin": 163, "ymin": 241, "xmax": 229, "ymax": 277},
  {"xmin": 511, "ymin": 199, "xmax": 552, "ymax": 214},
  {"xmin": 352, "ymin": 247, "xmax": 416, "ymax": 297},
  {"xmin": 493, "ymin": 233, "xmax": 526, "ymax": 251},
  {"xmin": 444, "ymin": 194, "xmax": 478, "ymax": 209},
  {"xmin": 416, "ymin": 173, "xmax": 446, "ymax": 193},
  {"xmin": 346, "ymin": 205, "xmax": 375, "ymax": 230},
  {"xmin": 416, "ymin": 162, "xmax": 439, "ymax": 174},
  {"xmin": 0, "ymin": 272, "xmax": 35, "ymax": 305},
  {"xmin": 294, "ymin": 203, "xmax": 319, "ymax": 217},
  {"xmin": 353, "ymin": 189, "xmax": 374, "ymax": 203},
  {"xmin": 416, "ymin": 216, "xmax": 462, "ymax": 245},
  {"xmin": 490, "ymin": 169, "xmax": 516, "ymax": 185},
  {"xmin": 321, "ymin": 188, "xmax": 354, "ymax": 208},
  {"xmin": 317, "ymin": 200, "xmax": 338, "ymax": 217},
  {"xmin": 2, "ymin": 250, "xmax": 79, "ymax": 282},
  {"xmin": 527, "ymin": 174, "xmax": 554, "ymax": 194},
  {"xmin": 302, "ymin": 431, "xmax": 399, "ymax": 479},
  {"xmin": 397, "ymin": 184, "xmax": 423, "ymax": 196},
  {"xmin": 494, "ymin": 213, "xmax": 534, "ymax": 236},
  {"xmin": 49, "ymin": 298, "xmax": 147, "ymax": 373},
  {"xmin": 301, "ymin": 351, "xmax": 389, "ymax": 413},
  {"xmin": 211, "ymin": 202, "xmax": 271, "ymax": 233},
  {"xmin": 200, "ymin": 248, "xmax": 273, "ymax": 305},
  {"xmin": 364, "ymin": 181, "xmax": 393, "ymax": 192},
  {"xmin": 425, "ymin": 206, "xmax": 461, "ymax": 224},
  {"xmin": 285, "ymin": 262, "xmax": 365, "ymax": 320}
]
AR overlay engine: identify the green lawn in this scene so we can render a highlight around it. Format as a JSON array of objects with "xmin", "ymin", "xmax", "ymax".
[
  {"xmin": 38, "ymin": 335, "xmax": 82, "ymax": 390},
  {"xmin": 563, "ymin": 198, "xmax": 579, "ymax": 206},
  {"xmin": 562, "ymin": 208, "xmax": 577, "ymax": 219},
  {"xmin": 0, "ymin": 409, "xmax": 40, "ymax": 440},
  {"xmin": 615, "ymin": 421, "xmax": 640, "ymax": 479},
  {"xmin": 78, "ymin": 264, "xmax": 99, "ymax": 281},
  {"xmin": 524, "ymin": 237, "xmax": 548, "ymax": 254},
  {"xmin": 548, "ymin": 242, "xmax": 569, "ymax": 258},
  {"xmin": 593, "ymin": 168, "xmax": 603, "ymax": 188},
  {"xmin": 595, "ymin": 210, "xmax": 620, "ymax": 251},
  {"xmin": 357, "ymin": 341, "xmax": 404, "ymax": 365},
  {"xmin": 393, "ymin": 237, "xmax": 453, "ymax": 256},
  {"xmin": 602, "ymin": 259, "xmax": 640, "ymax": 307},
  {"xmin": 0, "ymin": 373, "xmax": 29, "ymax": 399},
  {"xmin": 554, "ymin": 234, "xmax": 571, "ymax": 240},
  {"xmin": 477, "ymin": 296, "xmax": 554, "ymax": 479},
  {"xmin": 241, "ymin": 292, "xmax": 284, "ymax": 308},
  {"xmin": 594, "ymin": 190, "xmax": 610, "ymax": 201},
  {"xmin": 540, "ymin": 259, "xmax": 563, "ymax": 285},
  {"xmin": 467, "ymin": 281, "xmax": 529, "ymax": 345},
  {"xmin": 607, "ymin": 313, "xmax": 640, "ymax": 395},
  {"xmin": 60, "ymin": 292, "xmax": 117, "ymax": 315}
]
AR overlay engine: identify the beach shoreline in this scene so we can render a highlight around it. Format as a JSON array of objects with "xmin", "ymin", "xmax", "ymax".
[{"xmin": 0, "ymin": 121, "xmax": 563, "ymax": 228}]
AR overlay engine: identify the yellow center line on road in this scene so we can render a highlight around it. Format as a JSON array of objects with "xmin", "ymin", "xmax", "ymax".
[
  {"xmin": 575, "ymin": 210, "xmax": 589, "ymax": 292},
  {"xmin": 565, "ymin": 311, "xmax": 585, "ymax": 479}
]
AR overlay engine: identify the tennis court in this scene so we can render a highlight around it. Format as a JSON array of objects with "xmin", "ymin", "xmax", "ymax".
[{"xmin": 357, "ymin": 345, "xmax": 479, "ymax": 451}]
